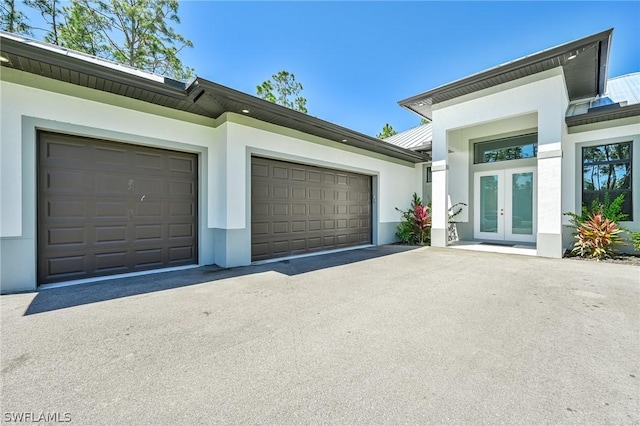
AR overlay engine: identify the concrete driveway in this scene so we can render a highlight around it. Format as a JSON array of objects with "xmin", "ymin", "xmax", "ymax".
[{"xmin": 1, "ymin": 246, "xmax": 638, "ymax": 424}]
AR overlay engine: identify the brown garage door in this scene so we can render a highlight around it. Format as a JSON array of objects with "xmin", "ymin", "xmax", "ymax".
[
  {"xmin": 38, "ymin": 132, "xmax": 197, "ymax": 284},
  {"xmin": 251, "ymin": 157, "xmax": 371, "ymax": 261}
]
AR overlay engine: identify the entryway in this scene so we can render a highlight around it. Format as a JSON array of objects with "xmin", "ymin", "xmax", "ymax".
[{"xmin": 473, "ymin": 167, "xmax": 536, "ymax": 243}]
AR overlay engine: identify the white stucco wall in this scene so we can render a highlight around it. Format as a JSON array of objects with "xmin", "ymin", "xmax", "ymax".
[
  {"xmin": 562, "ymin": 121, "xmax": 640, "ymax": 235},
  {"xmin": 0, "ymin": 75, "xmax": 223, "ymax": 292},
  {"xmin": 218, "ymin": 117, "xmax": 419, "ymax": 264},
  {"xmin": 430, "ymin": 68, "xmax": 569, "ymax": 256},
  {"xmin": 1, "ymin": 70, "xmax": 421, "ymax": 292}
]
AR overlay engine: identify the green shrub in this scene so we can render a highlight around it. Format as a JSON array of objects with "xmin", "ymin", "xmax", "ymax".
[
  {"xmin": 395, "ymin": 193, "xmax": 431, "ymax": 245},
  {"xmin": 632, "ymin": 232, "xmax": 640, "ymax": 252},
  {"xmin": 565, "ymin": 193, "xmax": 628, "ymax": 227}
]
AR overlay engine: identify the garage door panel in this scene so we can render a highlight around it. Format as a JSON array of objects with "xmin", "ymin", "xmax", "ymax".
[
  {"xmin": 134, "ymin": 177, "xmax": 163, "ymax": 194},
  {"xmin": 308, "ymin": 237, "xmax": 322, "ymax": 249},
  {"xmin": 170, "ymin": 201, "xmax": 196, "ymax": 217},
  {"xmin": 273, "ymin": 204, "xmax": 289, "ymax": 215},
  {"xmin": 134, "ymin": 152, "xmax": 163, "ymax": 170},
  {"xmin": 292, "ymin": 221, "xmax": 306, "ymax": 232},
  {"xmin": 169, "ymin": 156, "xmax": 195, "ymax": 173},
  {"xmin": 308, "ymin": 171, "xmax": 321, "ymax": 182},
  {"xmin": 95, "ymin": 173, "xmax": 130, "ymax": 195},
  {"xmin": 251, "ymin": 157, "xmax": 371, "ymax": 261},
  {"xmin": 292, "ymin": 204, "xmax": 306, "ymax": 215},
  {"xmin": 272, "ymin": 222, "xmax": 289, "ymax": 234},
  {"xmin": 169, "ymin": 246, "xmax": 194, "ymax": 262},
  {"xmin": 252, "ymin": 223, "xmax": 270, "ymax": 237},
  {"xmin": 135, "ymin": 201, "xmax": 163, "ymax": 218},
  {"xmin": 272, "ymin": 241, "xmax": 289, "ymax": 254},
  {"xmin": 47, "ymin": 227, "xmax": 86, "ymax": 246},
  {"xmin": 272, "ymin": 166, "xmax": 289, "ymax": 179},
  {"xmin": 94, "ymin": 201, "xmax": 129, "ymax": 219},
  {"xmin": 291, "ymin": 169, "xmax": 305, "ymax": 180},
  {"xmin": 252, "ymin": 163, "xmax": 269, "ymax": 177},
  {"xmin": 134, "ymin": 249, "xmax": 163, "ymax": 267},
  {"xmin": 291, "ymin": 187, "xmax": 306, "ymax": 199},
  {"xmin": 47, "ymin": 199, "xmax": 86, "ymax": 219},
  {"xmin": 95, "ymin": 225, "xmax": 127, "ymax": 243},
  {"xmin": 323, "ymin": 173, "xmax": 336, "ymax": 184},
  {"xmin": 169, "ymin": 223, "xmax": 194, "ymax": 238},
  {"xmin": 47, "ymin": 255, "xmax": 87, "ymax": 277},
  {"xmin": 273, "ymin": 186, "xmax": 289, "ymax": 199},
  {"xmin": 95, "ymin": 146, "xmax": 128, "ymax": 166},
  {"xmin": 38, "ymin": 132, "xmax": 197, "ymax": 284},
  {"xmin": 169, "ymin": 180, "xmax": 195, "ymax": 197},
  {"xmin": 94, "ymin": 252, "xmax": 128, "ymax": 272},
  {"xmin": 45, "ymin": 140, "xmax": 86, "ymax": 162}
]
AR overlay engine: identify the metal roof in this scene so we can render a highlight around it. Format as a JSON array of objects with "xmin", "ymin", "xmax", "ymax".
[
  {"xmin": 383, "ymin": 123, "xmax": 432, "ymax": 152},
  {"xmin": 0, "ymin": 31, "xmax": 425, "ymax": 164},
  {"xmin": 565, "ymin": 72, "xmax": 640, "ymax": 127},
  {"xmin": 566, "ymin": 73, "xmax": 640, "ymax": 116},
  {"xmin": 399, "ymin": 29, "xmax": 613, "ymax": 120},
  {"xmin": 607, "ymin": 72, "xmax": 640, "ymax": 105}
]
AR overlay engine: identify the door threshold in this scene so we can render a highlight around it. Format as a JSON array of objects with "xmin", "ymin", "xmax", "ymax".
[{"xmin": 449, "ymin": 240, "xmax": 537, "ymax": 256}]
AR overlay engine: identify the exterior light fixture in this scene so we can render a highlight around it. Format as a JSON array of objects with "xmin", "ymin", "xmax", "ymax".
[
  {"xmin": 567, "ymin": 52, "xmax": 577, "ymax": 61},
  {"xmin": 241, "ymin": 109, "xmax": 250, "ymax": 114},
  {"xmin": 341, "ymin": 139, "xmax": 348, "ymax": 142},
  {"xmin": 0, "ymin": 55, "xmax": 9, "ymax": 63}
]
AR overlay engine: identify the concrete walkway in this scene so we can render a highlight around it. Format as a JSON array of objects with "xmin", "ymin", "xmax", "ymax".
[{"xmin": 1, "ymin": 246, "xmax": 638, "ymax": 424}]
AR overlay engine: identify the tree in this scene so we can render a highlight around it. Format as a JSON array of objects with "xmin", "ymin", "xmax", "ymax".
[
  {"xmin": 420, "ymin": 118, "xmax": 430, "ymax": 125},
  {"xmin": 257, "ymin": 70, "xmax": 308, "ymax": 113},
  {"xmin": 1, "ymin": 0, "xmax": 32, "ymax": 34},
  {"xmin": 59, "ymin": 0, "xmax": 194, "ymax": 80},
  {"xmin": 377, "ymin": 123, "xmax": 398, "ymax": 139},
  {"xmin": 24, "ymin": 0, "xmax": 63, "ymax": 44},
  {"xmin": 58, "ymin": 0, "xmax": 105, "ymax": 56}
]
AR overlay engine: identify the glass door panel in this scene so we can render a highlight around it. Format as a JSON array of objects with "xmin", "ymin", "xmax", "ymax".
[
  {"xmin": 474, "ymin": 172, "xmax": 504, "ymax": 240},
  {"xmin": 480, "ymin": 175, "xmax": 499, "ymax": 233},
  {"xmin": 474, "ymin": 168, "xmax": 536, "ymax": 242},
  {"xmin": 505, "ymin": 168, "xmax": 536, "ymax": 242}
]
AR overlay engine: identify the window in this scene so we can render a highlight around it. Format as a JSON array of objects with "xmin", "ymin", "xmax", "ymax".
[
  {"xmin": 474, "ymin": 133, "xmax": 537, "ymax": 164},
  {"xmin": 582, "ymin": 141, "xmax": 632, "ymax": 220},
  {"xmin": 424, "ymin": 165, "xmax": 432, "ymax": 183}
]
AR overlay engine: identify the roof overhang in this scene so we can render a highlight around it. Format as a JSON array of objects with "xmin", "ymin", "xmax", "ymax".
[
  {"xmin": 399, "ymin": 29, "xmax": 613, "ymax": 120},
  {"xmin": 565, "ymin": 103, "xmax": 640, "ymax": 127},
  {"xmin": 0, "ymin": 31, "xmax": 425, "ymax": 164}
]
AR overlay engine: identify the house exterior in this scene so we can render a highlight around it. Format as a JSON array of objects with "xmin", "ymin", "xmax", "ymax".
[
  {"xmin": 396, "ymin": 28, "xmax": 639, "ymax": 258},
  {"xmin": 1, "ymin": 28, "xmax": 638, "ymax": 294},
  {"xmin": 0, "ymin": 32, "xmax": 426, "ymax": 294}
]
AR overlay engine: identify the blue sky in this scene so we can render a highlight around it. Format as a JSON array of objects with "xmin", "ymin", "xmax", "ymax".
[
  {"xmin": 173, "ymin": 1, "xmax": 639, "ymax": 136},
  {"xmin": 179, "ymin": 1, "xmax": 640, "ymax": 135},
  {"xmin": 19, "ymin": 1, "xmax": 638, "ymax": 136}
]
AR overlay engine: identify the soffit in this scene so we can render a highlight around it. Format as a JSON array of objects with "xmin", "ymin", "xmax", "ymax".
[
  {"xmin": 399, "ymin": 29, "xmax": 613, "ymax": 120},
  {"xmin": 0, "ymin": 31, "xmax": 424, "ymax": 164}
]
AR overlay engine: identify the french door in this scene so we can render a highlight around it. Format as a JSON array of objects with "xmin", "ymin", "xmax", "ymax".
[{"xmin": 474, "ymin": 167, "xmax": 536, "ymax": 243}]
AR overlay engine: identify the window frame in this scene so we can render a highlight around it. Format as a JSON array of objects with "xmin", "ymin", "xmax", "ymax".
[
  {"xmin": 473, "ymin": 133, "xmax": 538, "ymax": 164},
  {"xmin": 581, "ymin": 141, "xmax": 633, "ymax": 221}
]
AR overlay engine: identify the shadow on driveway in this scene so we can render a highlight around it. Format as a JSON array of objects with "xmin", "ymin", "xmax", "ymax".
[{"xmin": 24, "ymin": 245, "xmax": 418, "ymax": 316}]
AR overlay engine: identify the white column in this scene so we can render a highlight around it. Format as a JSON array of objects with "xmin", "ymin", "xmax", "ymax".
[
  {"xmin": 430, "ymin": 126, "xmax": 448, "ymax": 247},
  {"xmin": 536, "ymin": 103, "xmax": 565, "ymax": 258}
]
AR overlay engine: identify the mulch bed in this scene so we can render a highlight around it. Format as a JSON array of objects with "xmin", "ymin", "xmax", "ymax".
[{"xmin": 564, "ymin": 251, "xmax": 640, "ymax": 266}]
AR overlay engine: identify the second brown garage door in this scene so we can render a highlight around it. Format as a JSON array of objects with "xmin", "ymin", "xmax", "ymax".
[
  {"xmin": 38, "ymin": 132, "xmax": 198, "ymax": 284},
  {"xmin": 251, "ymin": 157, "xmax": 372, "ymax": 261}
]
